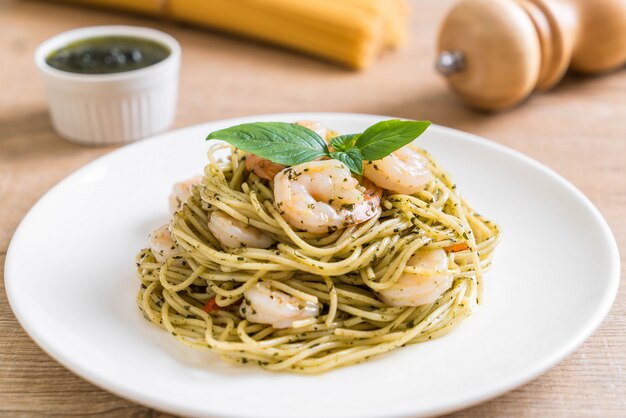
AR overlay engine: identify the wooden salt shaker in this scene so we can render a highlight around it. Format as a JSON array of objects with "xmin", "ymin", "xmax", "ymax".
[{"xmin": 436, "ymin": 0, "xmax": 626, "ymax": 110}]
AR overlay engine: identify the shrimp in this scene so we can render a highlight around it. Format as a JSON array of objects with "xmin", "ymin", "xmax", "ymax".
[
  {"xmin": 363, "ymin": 145, "xmax": 432, "ymax": 194},
  {"xmin": 207, "ymin": 210, "xmax": 275, "ymax": 249},
  {"xmin": 149, "ymin": 224, "xmax": 182, "ymax": 263},
  {"xmin": 273, "ymin": 160, "xmax": 381, "ymax": 233},
  {"xmin": 296, "ymin": 120, "xmax": 328, "ymax": 140},
  {"xmin": 168, "ymin": 176, "xmax": 202, "ymax": 214},
  {"xmin": 245, "ymin": 120, "xmax": 334, "ymax": 181},
  {"xmin": 245, "ymin": 154, "xmax": 285, "ymax": 181},
  {"xmin": 379, "ymin": 249, "xmax": 454, "ymax": 306},
  {"xmin": 240, "ymin": 282, "xmax": 320, "ymax": 329}
]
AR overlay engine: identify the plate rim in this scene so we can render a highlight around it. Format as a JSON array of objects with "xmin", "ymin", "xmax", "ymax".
[{"xmin": 4, "ymin": 112, "xmax": 621, "ymax": 418}]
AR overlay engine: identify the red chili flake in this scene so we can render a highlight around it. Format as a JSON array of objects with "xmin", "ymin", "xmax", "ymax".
[
  {"xmin": 444, "ymin": 242, "xmax": 469, "ymax": 253},
  {"xmin": 203, "ymin": 298, "xmax": 219, "ymax": 313}
]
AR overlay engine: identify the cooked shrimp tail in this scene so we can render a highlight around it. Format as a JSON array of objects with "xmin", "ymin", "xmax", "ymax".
[
  {"xmin": 208, "ymin": 210, "xmax": 275, "ymax": 249},
  {"xmin": 149, "ymin": 224, "xmax": 181, "ymax": 263},
  {"xmin": 363, "ymin": 145, "xmax": 432, "ymax": 194},
  {"xmin": 273, "ymin": 160, "xmax": 381, "ymax": 233},
  {"xmin": 379, "ymin": 249, "xmax": 454, "ymax": 306},
  {"xmin": 240, "ymin": 281, "xmax": 320, "ymax": 329},
  {"xmin": 169, "ymin": 176, "xmax": 202, "ymax": 214}
]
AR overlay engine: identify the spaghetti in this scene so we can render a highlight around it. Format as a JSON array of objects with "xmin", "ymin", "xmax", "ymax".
[{"xmin": 136, "ymin": 126, "xmax": 500, "ymax": 373}]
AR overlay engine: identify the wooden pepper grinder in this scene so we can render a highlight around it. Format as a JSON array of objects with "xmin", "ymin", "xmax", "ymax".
[{"xmin": 436, "ymin": 0, "xmax": 626, "ymax": 110}]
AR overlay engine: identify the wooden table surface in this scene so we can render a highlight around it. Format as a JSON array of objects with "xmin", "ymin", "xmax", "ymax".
[{"xmin": 1, "ymin": 0, "xmax": 624, "ymax": 416}]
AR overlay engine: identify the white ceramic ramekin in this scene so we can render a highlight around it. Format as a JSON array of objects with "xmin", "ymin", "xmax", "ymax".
[{"xmin": 35, "ymin": 26, "xmax": 181, "ymax": 146}]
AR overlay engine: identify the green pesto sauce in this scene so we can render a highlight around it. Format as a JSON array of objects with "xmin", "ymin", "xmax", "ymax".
[{"xmin": 45, "ymin": 35, "xmax": 170, "ymax": 74}]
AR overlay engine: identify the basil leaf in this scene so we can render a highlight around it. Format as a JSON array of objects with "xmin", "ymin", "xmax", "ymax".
[
  {"xmin": 206, "ymin": 122, "xmax": 329, "ymax": 165},
  {"xmin": 355, "ymin": 120, "xmax": 431, "ymax": 161},
  {"xmin": 330, "ymin": 134, "xmax": 359, "ymax": 152},
  {"xmin": 330, "ymin": 148, "xmax": 363, "ymax": 175}
]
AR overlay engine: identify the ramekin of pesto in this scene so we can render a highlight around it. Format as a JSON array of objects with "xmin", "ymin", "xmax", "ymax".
[
  {"xmin": 35, "ymin": 26, "xmax": 181, "ymax": 145},
  {"xmin": 45, "ymin": 35, "xmax": 171, "ymax": 75}
]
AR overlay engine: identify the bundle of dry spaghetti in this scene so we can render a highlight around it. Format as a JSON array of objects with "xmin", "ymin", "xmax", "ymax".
[{"xmin": 57, "ymin": 0, "xmax": 409, "ymax": 69}]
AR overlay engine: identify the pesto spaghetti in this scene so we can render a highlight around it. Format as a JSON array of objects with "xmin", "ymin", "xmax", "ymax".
[{"xmin": 136, "ymin": 120, "xmax": 500, "ymax": 373}]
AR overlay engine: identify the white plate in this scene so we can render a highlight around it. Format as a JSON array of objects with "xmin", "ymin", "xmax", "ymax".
[{"xmin": 5, "ymin": 113, "xmax": 620, "ymax": 418}]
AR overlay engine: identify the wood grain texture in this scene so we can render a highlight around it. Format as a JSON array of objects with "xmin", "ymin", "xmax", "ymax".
[{"xmin": 1, "ymin": 0, "xmax": 624, "ymax": 416}]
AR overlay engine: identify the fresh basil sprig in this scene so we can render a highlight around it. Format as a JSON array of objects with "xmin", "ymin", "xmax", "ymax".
[
  {"xmin": 330, "ymin": 147, "xmax": 364, "ymax": 175},
  {"xmin": 206, "ymin": 119, "xmax": 431, "ymax": 175},
  {"xmin": 330, "ymin": 134, "xmax": 359, "ymax": 152},
  {"xmin": 356, "ymin": 119, "xmax": 431, "ymax": 160},
  {"xmin": 206, "ymin": 122, "xmax": 329, "ymax": 166}
]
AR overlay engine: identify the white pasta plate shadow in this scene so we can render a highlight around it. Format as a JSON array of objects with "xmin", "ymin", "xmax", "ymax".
[{"xmin": 5, "ymin": 113, "xmax": 620, "ymax": 418}]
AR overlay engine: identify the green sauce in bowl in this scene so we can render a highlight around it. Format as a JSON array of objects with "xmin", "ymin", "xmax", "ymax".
[{"xmin": 45, "ymin": 35, "xmax": 170, "ymax": 75}]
